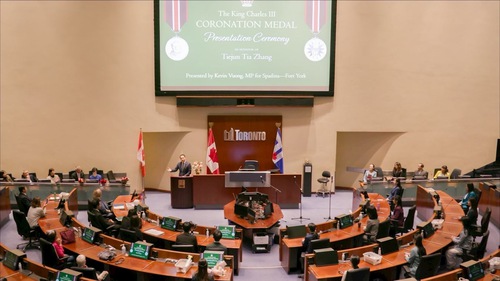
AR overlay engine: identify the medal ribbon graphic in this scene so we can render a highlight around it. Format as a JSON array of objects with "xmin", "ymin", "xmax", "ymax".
[
  {"xmin": 165, "ymin": 0, "xmax": 188, "ymax": 33},
  {"xmin": 305, "ymin": 0, "xmax": 327, "ymax": 34}
]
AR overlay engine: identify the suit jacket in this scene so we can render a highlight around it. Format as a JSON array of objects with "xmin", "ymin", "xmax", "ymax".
[
  {"xmin": 91, "ymin": 209, "xmax": 113, "ymax": 229},
  {"xmin": 205, "ymin": 241, "xmax": 227, "ymax": 254},
  {"xmin": 172, "ymin": 161, "xmax": 191, "ymax": 176},
  {"xmin": 18, "ymin": 193, "xmax": 32, "ymax": 216},
  {"xmin": 175, "ymin": 232, "xmax": 198, "ymax": 251},
  {"xmin": 71, "ymin": 171, "xmax": 85, "ymax": 181}
]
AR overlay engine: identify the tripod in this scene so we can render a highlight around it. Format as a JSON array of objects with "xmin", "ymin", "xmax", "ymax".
[
  {"xmin": 292, "ymin": 176, "xmax": 310, "ymax": 223},
  {"xmin": 324, "ymin": 174, "xmax": 335, "ymax": 220}
]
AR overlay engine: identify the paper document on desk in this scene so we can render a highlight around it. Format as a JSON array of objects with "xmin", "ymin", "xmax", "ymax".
[
  {"xmin": 144, "ymin": 229, "xmax": 164, "ymax": 236},
  {"xmin": 425, "ymin": 188, "xmax": 435, "ymax": 192},
  {"xmin": 113, "ymin": 204, "xmax": 125, "ymax": 210}
]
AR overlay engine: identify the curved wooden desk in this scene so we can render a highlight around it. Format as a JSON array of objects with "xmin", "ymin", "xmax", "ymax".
[
  {"xmin": 305, "ymin": 186, "xmax": 463, "ymax": 281},
  {"xmin": 280, "ymin": 193, "xmax": 390, "ymax": 274},
  {"xmin": 223, "ymin": 200, "xmax": 283, "ymax": 230},
  {"xmin": 38, "ymin": 191, "xmax": 233, "ymax": 281}
]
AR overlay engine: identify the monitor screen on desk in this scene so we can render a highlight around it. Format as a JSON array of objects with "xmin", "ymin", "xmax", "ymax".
[
  {"xmin": 335, "ymin": 214, "xmax": 353, "ymax": 229},
  {"xmin": 314, "ymin": 248, "xmax": 338, "ymax": 266},
  {"xmin": 309, "ymin": 238, "xmax": 331, "ymax": 253},
  {"xmin": 160, "ymin": 216, "xmax": 181, "ymax": 231},
  {"xmin": 59, "ymin": 210, "xmax": 73, "ymax": 227},
  {"xmin": 202, "ymin": 250, "xmax": 224, "ymax": 268},
  {"xmin": 377, "ymin": 237, "xmax": 399, "ymax": 255},
  {"xmin": 286, "ymin": 225, "xmax": 307, "ymax": 239},
  {"xmin": 55, "ymin": 268, "xmax": 82, "ymax": 281},
  {"xmin": 81, "ymin": 226, "xmax": 101, "ymax": 244},
  {"xmin": 264, "ymin": 203, "xmax": 274, "ymax": 217},
  {"xmin": 234, "ymin": 204, "xmax": 248, "ymax": 218},
  {"xmin": 129, "ymin": 241, "xmax": 153, "ymax": 260},
  {"xmin": 460, "ymin": 260, "xmax": 485, "ymax": 281},
  {"xmin": 2, "ymin": 249, "xmax": 26, "ymax": 270},
  {"xmin": 216, "ymin": 225, "xmax": 236, "ymax": 240},
  {"xmin": 417, "ymin": 221, "xmax": 435, "ymax": 238}
]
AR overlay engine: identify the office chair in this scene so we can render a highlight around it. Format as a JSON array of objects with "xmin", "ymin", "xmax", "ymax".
[
  {"xmin": 397, "ymin": 205, "xmax": 416, "ymax": 236},
  {"xmin": 119, "ymin": 228, "xmax": 139, "ymax": 243},
  {"xmin": 13, "ymin": 210, "xmax": 40, "ymax": 252},
  {"xmin": 171, "ymin": 244, "xmax": 196, "ymax": 253},
  {"xmin": 471, "ymin": 207, "xmax": 490, "ymax": 239},
  {"xmin": 15, "ymin": 195, "xmax": 29, "ymax": 216},
  {"xmin": 473, "ymin": 187, "xmax": 482, "ymax": 203},
  {"xmin": 376, "ymin": 219, "xmax": 391, "ymax": 239},
  {"xmin": 468, "ymin": 230, "xmax": 489, "ymax": 260},
  {"xmin": 316, "ymin": 171, "xmax": 330, "ymax": 198},
  {"xmin": 70, "ymin": 267, "xmax": 98, "ymax": 280},
  {"xmin": 373, "ymin": 167, "xmax": 384, "ymax": 181},
  {"xmin": 450, "ymin": 169, "xmax": 462, "ymax": 179},
  {"xmin": 40, "ymin": 238, "xmax": 70, "ymax": 270},
  {"xmin": 344, "ymin": 267, "xmax": 370, "ymax": 281},
  {"xmin": 403, "ymin": 253, "xmax": 441, "ymax": 280}
]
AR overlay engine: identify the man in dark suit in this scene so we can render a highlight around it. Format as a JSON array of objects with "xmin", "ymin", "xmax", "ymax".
[
  {"xmin": 70, "ymin": 166, "xmax": 85, "ymax": 181},
  {"xmin": 175, "ymin": 221, "xmax": 198, "ymax": 252},
  {"xmin": 168, "ymin": 154, "xmax": 191, "ymax": 176},
  {"xmin": 89, "ymin": 199, "xmax": 118, "ymax": 232},
  {"xmin": 17, "ymin": 186, "xmax": 32, "ymax": 216},
  {"xmin": 205, "ymin": 229, "xmax": 227, "ymax": 254}
]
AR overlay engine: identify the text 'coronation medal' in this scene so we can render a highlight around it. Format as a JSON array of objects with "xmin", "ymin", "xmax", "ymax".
[{"xmin": 165, "ymin": 0, "xmax": 189, "ymax": 61}]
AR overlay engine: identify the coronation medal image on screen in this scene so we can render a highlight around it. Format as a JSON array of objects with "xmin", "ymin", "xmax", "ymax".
[
  {"xmin": 155, "ymin": 0, "xmax": 336, "ymax": 96},
  {"xmin": 82, "ymin": 227, "xmax": 95, "ymax": 244},
  {"xmin": 161, "ymin": 216, "xmax": 180, "ymax": 231},
  {"xmin": 202, "ymin": 250, "xmax": 224, "ymax": 268},
  {"xmin": 56, "ymin": 271, "xmax": 77, "ymax": 281}
]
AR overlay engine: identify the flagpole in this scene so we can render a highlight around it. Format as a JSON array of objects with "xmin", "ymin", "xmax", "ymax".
[{"xmin": 139, "ymin": 128, "xmax": 146, "ymax": 203}]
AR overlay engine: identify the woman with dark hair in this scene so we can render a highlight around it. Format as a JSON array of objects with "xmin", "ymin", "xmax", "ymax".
[
  {"xmin": 460, "ymin": 183, "xmax": 477, "ymax": 213},
  {"xmin": 465, "ymin": 197, "xmax": 478, "ymax": 225},
  {"xmin": 130, "ymin": 215, "xmax": 144, "ymax": 241},
  {"xmin": 446, "ymin": 217, "xmax": 473, "ymax": 269},
  {"xmin": 47, "ymin": 168, "xmax": 61, "ymax": 184},
  {"xmin": 363, "ymin": 205, "xmax": 379, "ymax": 244},
  {"xmin": 434, "ymin": 165, "xmax": 450, "ymax": 179},
  {"xmin": 405, "ymin": 234, "xmax": 426, "ymax": 277},
  {"xmin": 341, "ymin": 255, "xmax": 360, "ymax": 281},
  {"xmin": 392, "ymin": 162, "xmax": 403, "ymax": 178},
  {"xmin": 388, "ymin": 179, "xmax": 403, "ymax": 201},
  {"xmin": 89, "ymin": 167, "xmax": 102, "ymax": 181},
  {"xmin": 390, "ymin": 195, "xmax": 405, "ymax": 237},
  {"xmin": 192, "ymin": 258, "xmax": 214, "ymax": 281},
  {"xmin": 121, "ymin": 209, "xmax": 142, "ymax": 229},
  {"xmin": 46, "ymin": 230, "xmax": 75, "ymax": 264}
]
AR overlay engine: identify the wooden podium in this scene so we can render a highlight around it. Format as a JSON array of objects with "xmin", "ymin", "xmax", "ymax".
[{"xmin": 170, "ymin": 176, "xmax": 193, "ymax": 209}]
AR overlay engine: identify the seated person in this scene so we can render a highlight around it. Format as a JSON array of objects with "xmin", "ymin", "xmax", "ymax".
[
  {"xmin": 17, "ymin": 186, "xmax": 32, "ymax": 216},
  {"xmin": 341, "ymin": 255, "xmax": 360, "ymax": 281},
  {"xmin": 205, "ymin": 229, "xmax": 227, "ymax": 254},
  {"xmin": 175, "ymin": 221, "xmax": 198, "ymax": 252},
  {"xmin": 47, "ymin": 168, "xmax": 61, "ymax": 184},
  {"xmin": 27, "ymin": 197, "xmax": 46, "ymax": 236},
  {"xmin": 74, "ymin": 254, "xmax": 109, "ymax": 281},
  {"xmin": 460, "ymin": 183, "xmax": 477, "ymax": 213},
  {"xmin": 413, "ymin": 163, "xmax": 428, "ymax": 179},
  {"xmin": 302, "ymin": 223, "xmax": 320, "ymax": 253},
  {"xmin": 446, "ymin": 217, "xmax": 473, "ymax": 269},
  {"xmin": 391, "ymin": 162, "xmax": 404, "ymax": 179},
  {"xmin": 70, "ymin": 166, "xmax": 85, "ymax": 182},
  {"xmin": 192, "ymin": 258, "xmax": 214, "ymax": 281},
  {"xmin": 362, "ymin": 164, "xmax": 377, "ymax": 184},
  {"xmin": 362, "ymin": 205, "xmax": 379, "ymax": 244},
  {"xmin": 88, "ymin": 167, "xmax": 102, "ymax": 181},
  {"xmin": 121, "ymin": 209, "xmax": 142, "ymax": 229},
  {"xmin": 88, "ymin": 199, "xmax": 117, "ymax": 231},
  {"xmin": 92, "ymin": 188, "xmax": 115, "ymax": 220},
  {"xmin": 404, "ymin": 234, "xmax": 426, "ymax": 278},
  {"xmin": 434, "ymin": 165, "xmax": 451, "ymax": 179},
  {"xmin": 387, "ymin": 179, "xmax": 403, "ymax": 212},
  {"xmin": 464, "ymin": 197, "xmax": 478, "ymax": 225},
  {"xmin": 389, "ymin": 195, "xmax": 404, "ymax": 237},
  {"xmin": 1, "ymin": 170, "xmax": 14, "ymax": 182},
  {"xmin": 21, "ymin": 170, "xmax": 38, "ymax": 182},
  {"xmin": 46, "ymin": 230, "xmax": 75, "ymax": 264}
]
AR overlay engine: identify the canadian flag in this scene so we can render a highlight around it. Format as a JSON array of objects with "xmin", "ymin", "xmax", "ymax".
[
  {"xmin": 206, "ymin": 128, "xmax": 220, "ymax": 174},
  {"xmin": 137, "ymin": 130, "xmax": 145, "ymax": 177}
]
